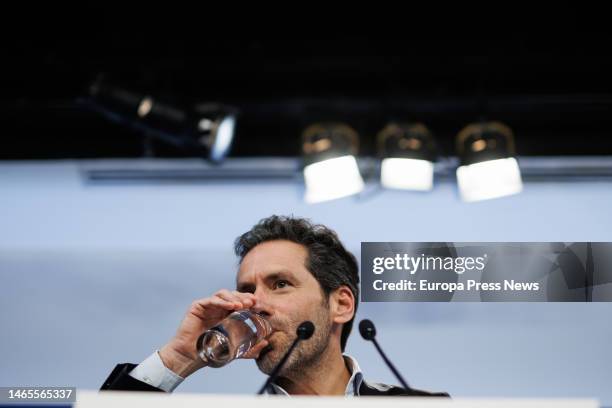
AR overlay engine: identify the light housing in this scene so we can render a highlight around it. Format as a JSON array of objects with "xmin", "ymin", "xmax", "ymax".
[
  {"xmin": 377, "ymin": 122, "xmax": 437, "ymax": 191},
  {"xmin": 87, "ymin": 78, "xmax": 237, "ymax": 162},
  {"xmin": 456, "ymin": 121, "xmax": 522, "ymax": 202},
  {"xmin": 302, "ymin": 123, "xmax": 364, "ymax": 203},
  {"xmin": 193, "ymin": 104, "xmax": 237, "ymax": 163}
]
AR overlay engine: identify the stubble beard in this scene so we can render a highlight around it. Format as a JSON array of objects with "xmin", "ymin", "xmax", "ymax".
[{"xmin": 256, "ymin": 301, "xmax": 332, "ymax": 376}]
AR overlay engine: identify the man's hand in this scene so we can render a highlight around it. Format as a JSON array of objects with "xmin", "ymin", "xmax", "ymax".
[{"xmin": 158, "ymin": 289, "xmax": 269, "ymax": 378}]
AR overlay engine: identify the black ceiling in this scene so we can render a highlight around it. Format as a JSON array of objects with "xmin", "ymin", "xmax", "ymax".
[{"xmin": 3, "ymin": 28, "xmax": 612, "ymax": 160}]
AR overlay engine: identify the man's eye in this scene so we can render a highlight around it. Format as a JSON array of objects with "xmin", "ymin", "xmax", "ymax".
[{"xmin": 273, "ymin": 280, "xmax": 289, "ymax": 289}]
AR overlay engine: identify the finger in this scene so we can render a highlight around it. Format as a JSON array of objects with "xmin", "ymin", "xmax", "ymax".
[
  {"xmin": 214, "ymin": 289, "xmax": 244, "ymax": 308},
  {"xmin": 215, "ymin": 289, "xmax": 254, "ymax": 309},
  {"xmin": 189, "ymin": 297, "xmax": 238, "ymax": 318},
  {"xmin": 241, "ymin": 339, "xmax": 269, "ymax": 359},
  {"xmin": 231, "ymin": 291, "xmax": 256, "ymax": 307},
  {"xmin": 208, "ymin": 297, "xmax": 241, "ymax": 310}
]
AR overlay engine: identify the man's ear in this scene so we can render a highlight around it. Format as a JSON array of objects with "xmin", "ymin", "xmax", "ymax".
[{"xmin": 330, "ymin": 285, "xmax": 355, "ymax": 324}]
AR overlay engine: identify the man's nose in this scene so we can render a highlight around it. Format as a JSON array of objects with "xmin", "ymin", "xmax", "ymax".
[{"xmin": 250, "ymin": 289, "xmax": 273, "ymax": 317}]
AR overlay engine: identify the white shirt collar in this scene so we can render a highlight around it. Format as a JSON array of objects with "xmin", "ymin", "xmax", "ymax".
[{"xmin": 268, "ymin": 354, "xmax": 364, "ymax": 396}]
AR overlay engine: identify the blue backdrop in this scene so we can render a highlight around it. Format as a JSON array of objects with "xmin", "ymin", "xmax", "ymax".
[{"xmin": 1, "ymin": 160, "xmax": 610, "ymax": 404}]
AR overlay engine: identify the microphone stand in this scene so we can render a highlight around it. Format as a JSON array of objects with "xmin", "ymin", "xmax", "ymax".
[
  {"xmin": 359, "ymin": 319, "xmax": 413, "ymax": 392},
  {"xmin": 256, "ymin": 321, "xmax": 315, "ymax": 395}
]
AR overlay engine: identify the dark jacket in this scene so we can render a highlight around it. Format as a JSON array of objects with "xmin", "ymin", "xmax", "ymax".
[{"xmin": 100, "ymin": 363, "xmax": 450, "ymax": 397}]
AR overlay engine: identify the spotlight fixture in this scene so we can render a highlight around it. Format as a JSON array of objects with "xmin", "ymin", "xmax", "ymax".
[
  {"xmin": 302, "ymin": 122, "xmax": 364, "ymax": 203},
  {"xmin": 87, "ymin": 78, "xmax": 237, "ymax": 162},
  {"xmin": 377, "ymin": 122, "xmax": 437, "ymax": 191},
  {"xmin": 193, "ymin": 103, "xmax": 237, "ymax": 163},
  {"xmin": 456, "ymin": 121, "xmax": 522, "ymax": 202}
]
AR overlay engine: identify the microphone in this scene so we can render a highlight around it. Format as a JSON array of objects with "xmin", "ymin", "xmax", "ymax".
[
  {"xmin": 256, "ymin": 321, "xmax": 315, "ymax": 395},
  {"xmin": 359, "ymin": 319, "xmax": 413, "ymax": 392}
]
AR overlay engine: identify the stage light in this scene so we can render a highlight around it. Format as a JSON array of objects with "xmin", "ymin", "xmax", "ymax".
[
  {"xmin": 302, "ymin": 123, "xmax": 364, "ymax": 203},
  {"xmin": 87, "ymin": 79, "xmax": 237, "ymax": 162},
  {"xmin": 193, "ymin": 104, "xmax": 237, "ymax": 163},
  {"xmin": 456, "ymin": 121, "xmax": 522, "ymax": 202},
  {"xmin": 377, "ymin": 123, "xmax": 436, "ymax": 191}
]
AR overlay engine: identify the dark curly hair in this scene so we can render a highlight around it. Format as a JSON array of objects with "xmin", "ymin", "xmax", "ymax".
[{"xmin": 234, "ymin": 215, "xmax": 359, "ymax": 351}]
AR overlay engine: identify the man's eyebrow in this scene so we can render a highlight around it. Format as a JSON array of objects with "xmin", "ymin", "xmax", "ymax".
[{"xmin": 265, "ymin": 269, "xmax": 303, "ymax": 285}]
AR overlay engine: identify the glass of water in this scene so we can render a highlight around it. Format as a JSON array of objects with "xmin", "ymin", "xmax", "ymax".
[{"xmin": 196, "ymin": 310, "xmax": 272, "ymax": 368}]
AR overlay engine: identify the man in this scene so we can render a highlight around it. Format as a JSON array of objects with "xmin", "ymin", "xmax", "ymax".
[{"xmin": 101, "ymin": 215, "xmax": 449, "ymax": 397}]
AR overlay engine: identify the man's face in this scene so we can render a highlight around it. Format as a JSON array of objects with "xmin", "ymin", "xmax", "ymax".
[{"xmin": 236, "ymin": 239, "xmax": 332, "ymax": 375}]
